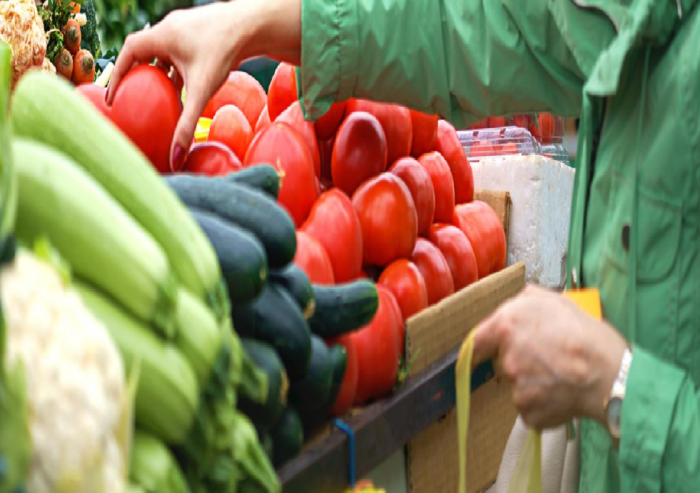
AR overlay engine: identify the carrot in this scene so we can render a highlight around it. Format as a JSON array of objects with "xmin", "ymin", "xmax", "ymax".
[
  {"xmin": 64, "ymin": 19, "xmax": 81, "ymax": 55},
  {"xmin": 69, "ymin": 2, "xmax": 80, "ymax": 14},
  {"xmin": 72, "ymin": 50, "xmax": 95, "ymax": 85},
  {"xmin": 54, "ymin": 49, "xmax": 74, "ymax": 80}
]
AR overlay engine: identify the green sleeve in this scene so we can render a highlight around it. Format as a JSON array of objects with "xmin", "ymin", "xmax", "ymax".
[
  {"xmin": 619, "ymin": 347, "xmax": 700, "ymax": 491},
  {"xmin": 298, "ymin": 0, "xmax": 615, "ymax": 125}
]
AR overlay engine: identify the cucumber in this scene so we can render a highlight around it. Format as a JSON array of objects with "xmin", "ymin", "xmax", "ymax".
[
  {"xmin": 166, "ymin": 175, "xmax": 296, "ymax": 267},
  {"xmin": 300, "ymin": 344, "xmax": 347, "ymax": 435},
  {"xmin": 269, "ymin": 265, "xmax": 315, "ymax": 319},
  {"xmin": 231, "ymin": 284, "xmax": 312, "ymax": 380},
  {"xmin": 259, "ymin": 432, "xmax": 274, "ymax": 464},
  {"xmin": 190, "ymin": 208, "xmax": 268, "ymax": 304},
  {"xmin": 288, "ymin": 336, "xmax": 333, "ymax": 416},
  {"xmin": 308, "ymin": 280, "xmax": 379, "ymax": 338},
  {"xmin": 270, "ymin": 408, "xmax": 304, "ymax": 468},
  {"xmin": 239, "ymin": 338, "xmax": 289, "ymax": 431},
  {"xmin": 221, "ymin": 164, "xmax": 280, "ymax": 199}
]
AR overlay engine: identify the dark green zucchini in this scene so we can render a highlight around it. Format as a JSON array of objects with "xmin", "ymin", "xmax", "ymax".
[
  {"xmin": 300, "ymin": 344, "xmax": 347, "ymax": 435},
  {"xmin": 220, "ymin": 164, "xmax": 280, "ymax": 199},
  {"xmin": 270, "ymin": 408, "xmax": 304, "ymax": 468},
  {"xmin": 270, "ymin": 265, "xmax": 315, "ymax": 319},
  {"xmin": 308, "ymin": 280, "xmax": 379, "ymax": 338},
  {"xmin": 166, "ymin": 174, "xmax": 296, "ymax": 267},
  {"xmin": 190, "ymin": 208, "xmax": 268, "ymax": 304},
  {"xmin": 288, "ymin": 336, "xmax": 333, "ymax": 416},
  {"xmin": 231, "ymin": 284, "xmax": 312, "ymax": 381}
]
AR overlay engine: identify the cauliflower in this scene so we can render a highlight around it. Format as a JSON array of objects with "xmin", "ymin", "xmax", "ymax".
[
  {"xmin": 0, "ymin": 0, "xmax": 46, "ymax": 87},
  {"xmin": 0, "ymin": 250, "xmax": 128, "ymax": 493},
  {"xmin": 41, "ymin": 56, "xmax": 55, "ymax": 74}
]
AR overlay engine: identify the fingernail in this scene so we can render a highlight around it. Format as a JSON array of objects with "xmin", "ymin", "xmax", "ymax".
[{"xmin": 171, "ymin": 144, "xmax": 185, "ymax": 172}]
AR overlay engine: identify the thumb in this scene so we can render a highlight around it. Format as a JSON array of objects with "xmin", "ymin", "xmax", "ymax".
[
  {"xmin": 170, "ymin": 81, "xmax": 206, "ymax": 172},
  {"xmin": 471, "ymin": 314, "xmax": 503, "ymax": 371}
]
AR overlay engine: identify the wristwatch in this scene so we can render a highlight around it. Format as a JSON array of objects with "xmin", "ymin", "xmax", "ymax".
[{"xmin": 604, "ymin": 347, "xmax": 633, "ymax": 440}]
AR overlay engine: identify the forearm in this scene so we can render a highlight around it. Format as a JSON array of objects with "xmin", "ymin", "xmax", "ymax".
[{"xmin": 241, "ymin": 0, "xmax": 301, "ymax": 65}]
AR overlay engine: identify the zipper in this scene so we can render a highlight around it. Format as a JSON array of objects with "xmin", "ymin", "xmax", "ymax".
[{"xmin": 571, "ymin": 0, "xmax": 620, "ymax": 32}]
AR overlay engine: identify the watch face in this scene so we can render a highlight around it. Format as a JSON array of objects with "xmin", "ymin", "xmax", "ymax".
[{"xmin": 607, "ymin": 397, "xmax": 623, "ymax": 437}]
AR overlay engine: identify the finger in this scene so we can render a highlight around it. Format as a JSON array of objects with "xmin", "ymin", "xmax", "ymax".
[
  {"xmin": 170, "ymin": 79, "xmax": 208, "ymax": 171},
  {"xmin": 471, "ymin": 313, "xmax": 505, "ymax": 370}
]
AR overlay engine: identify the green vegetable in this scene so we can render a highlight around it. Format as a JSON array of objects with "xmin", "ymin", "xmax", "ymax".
[
  {"xmin": 220, "ymin": 164, "xmax": 281, "ymax": 199},
  {"xmin": 288, "ymin": 336, "xmax": 333, "ymax": 416},
  {"xmin": 259, "ymin": 432, "xmax": 274, "ymax": 464},
  {"xmin": 300, "ymin": 344, "xmax": 347, "ymax": 435},
  {"xmin": 231, "ymin": 412, "xmax": 281, "ymax": 493},
  {"xmin": 129, "ymin": 430, "xmax": 190, "ymax": 493},
  {"xmin": 38, "ymin": 0, "xmax": 74, "ymax": 61},
  {"xmin": 80, "ymin": 0, "xmax": 102, "ymax": 57},
  {"xmin": 308, "ymin": 281, "xmax": 379, "ymax": 338},
  {"xmin": 269, "ymin": 408, "xmax": 303, "ymax": 468},
  {"xmin": 270, "ymin": 265, "xmax": 315, "ymax": 319},
  {"xmin": 10, "ymin": 72, "xmax": 228, "ymax": 321}
]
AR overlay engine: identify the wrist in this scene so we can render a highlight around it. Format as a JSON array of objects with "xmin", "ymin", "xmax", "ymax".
[{"xmin": 584, "ymin": 324, "xmax": 627, "ymax": 425}]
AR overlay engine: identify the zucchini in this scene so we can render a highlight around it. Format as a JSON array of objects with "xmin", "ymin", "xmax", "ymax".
[
  {"xmin": 10, "ymin": 72, "xmax": 227, "ymax": 320},
  {"xmin": 129, "ymin": 431, "xmax": 189, "ymax": 493},
  {"xmin": 288, "ymin": 336, "xmax": 333, "ymax": 416},
  {"xmin": 269, "ymin": 264, "xmax": 315, "ymax": 319},
  {"xmin": 239, "ymin": 338, "xmax": 289, "ymax": 431},
  {"xmin": 308, "ymin": 280, "xmax": 379, "ymax": 338},
  {"xmin": 231, "ymin": 284, "xmax": 312, "ymax": 380},
  {"xmin": 270, "ymin": 408, "xmax": 304, "ymax": 468},
  {"xmin": 259, "ymin": 432, "xmax": 274, "ymax": 463},
  {"xmin": 300, "ymin": 344, "xmax": 347, "ymax": 435},
  {"xmin": 190, "ymin": 208, "xmax": 268, "ymax": 304},
  {"xmin": 166, "ymin": 174, "xmax": 296, "ymax": 268},
  {"xmin": 221, "ymin": 164, "xmax": 280, "ymax": 198}
]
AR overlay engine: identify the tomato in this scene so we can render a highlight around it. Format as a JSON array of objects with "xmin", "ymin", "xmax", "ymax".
[
  {"xmin": 315, "ymin": 101, "xmax": 347, "ymax": 140},
  {"xmin": 470, "ymin": 118, "xmax": 489, "ymax": 130},
  {"xmin": 276, "ymin": 101, "xmax": 321, "ymax": 178},
  {"xmin": 255, "ymin": 105, "xmax": 271, "ymax": 134},
  {"xmin": 110, "ymin": 65, "xmax": 182, "ymax": 173},
  {"xmin": 435, "ymin": 120, "xmax": 474, "ymax": 203},
  {"xmin": 495, "ymin": 142, "xmax": 519, "ymax": 155},
  {"xmin": 202, "ymin": 71, "xmax": 267, "ymax": 128},
  {"xmin": 469, "ymin": 140, "xmax": 496, "ymax": 159},
  {"xmin": 352, "ymin": 173, "xmax": 418, "ymax": 266},
  {"xmin": 346, "ymin": 99, "xmax": 412, "ymax": 166},
  {"xmin": 207, "ymin": 105, "xmax": 253, "ymax": 161},
  {"xmin": 332, "ymin": 111, "xmax": 387, "ymax": 196},
  {"xmin": 411, "ymin": 238, "xmax": 454, "ymax": 305},
  {"xmin": 318, "ymin": 135, "xmax": 335, "ymax": 189},
  {"xmin": 409, "ymin": 110, "xmax": 438, "ymax": 157},
  {"xmin": 382, "ymin": 285, "xmax": 405, "ymax": 356},
  {"xmin": 511, "ymin": 114, "xmax": 532, "ymax": 129},
  {"xmin": 327, "ymin": 335, "xmax": 357, "ymax": 416},
  {"xmin": 75, "ymin": 84, "xmax": 111, "ymax": 120},
  {"xmin": 267, "ymin": 63, "xmax": 298, "ymax": 121},
  {"xmin": 294, "ymin": 231, "xmax": 335, "ymax": 285},
  {"xmin": 426, "ymin": 224, "xmax": 478, "ymax": 290},
  {"xmin": 352, "ymin": 285, "xmax": 401, "ymax": 404},
  {"xmin": 417, "ymin": 152, "xmax": 455, "ymax": 223},
  {"xmin": 184, "ymin": 142, "xmax": 242, "ymax": 176},
  {"xmin": 453, "ymin": 201, "xmax": 507, "ymax": 278},
  {"xmin": 378, "ymin": 259, "xmax": 428, "ymax": 321},
  {"xmin": 389, "ymin": 157, "xmax": 435, "ymax": 235},
  {"xmin": 538, "ymin": 112, "xmax": 556, "ymax": 144},
  {"xmin": 488, "ymin": 116, "xmax": 506, "ymax": 127},
  {"xmin": 302, "ymin": 189, "xmax": 363, "ymax": 283},
  {"xmin": 244, "ymin": 123, "xmax": 317, "ymax": 226}
]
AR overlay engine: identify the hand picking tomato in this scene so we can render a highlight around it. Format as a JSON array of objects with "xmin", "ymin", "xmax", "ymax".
[
  {"xmin": 332, "ymin": 111, "xmax": 387, "ymax": 196},
  {"xmin": 389, "ymin": 157, "xmax": 435, "ymax": 235},
  {"xmin": 453, "ymin": 201, "xmax": 507, "ymax": 278},
  {"xmin": 75, "ymin": 84, "xmax": 111, "ymax": 120},
  {"xmin": 326, "ymin": 335, "xmax": 358, "ymax": 416},
  {"xmin": 184, "ymin": 142, "xmax": 243, "ymax": 176},
  {"xmin": 352, "ymin": 173, "xmax": 418, "ymax": 266},
  {"xmin": 255, "ymin": 105, "xmax": 272, "ymax": 134},
  {"xmin": 378, "ymin": 259, "xmax": 428, "ymax": 321},
  {"xmin": 409, "ymin": 110, "xmax": 438, "ymax": 157},
  {"xmin": 411, "ymin": 239, "xmax": 454, "ymax": 305},
  {"xmin": 315, "ymin": 101, "xmax": 347, "ymax": 140},
  {"xmin": 276, "ymin": 101, "xmax": 321, "ymax": 178},
  {"xmin": 302, "ymin": 189, "xmax": 363, "ymax": 283},
  {"xmin": 347, "ymin": 99, "xmax": 412, "ymax": 166},
  {"xmin": 352, "ymin": 285, "xmax": 401, "ymax": 404},
  {"xmin": 427, "ymin": 224, "xmax": 478, "ymax": 290},
  {"xmin": 202, "ymin": 71, "xmax": 267, "ymax": 128},
  {"xmin": 417, "ymin": 151, "xmax": 455, "ymax": 223},
  {"xmin": 435, "ymin": 120, "xmax": 474, "ymax": 203},
  {"xmin": 294, "ymin": 231, "xmax": 335, "ymax": 285},
  {"xmin": 267, "ymin": 63, "xmax": 298, "ymax": 121},
  {"xmin": 110, "ymin": 65, "xmax": 182, "ymax": 173},
  {"xmin": 208, "ymin": 105, "xmax": 253, "ymax": 161},
  {"xmin": 244, "ymin": 122, "xmax": 317, "ymax": 226}
]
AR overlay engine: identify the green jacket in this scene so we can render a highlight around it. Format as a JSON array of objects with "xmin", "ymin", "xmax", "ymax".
[{"xmin": 298, "ymin": 0, "xmax": 700, "ymax": 491}]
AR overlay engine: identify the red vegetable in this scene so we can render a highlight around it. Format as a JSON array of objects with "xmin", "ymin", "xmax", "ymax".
[
  {"xmin": 208, "ymin": 105, "xmax": 253, "ymax": 161},
  {"xmin": 293, "ymin": 231, "xmax": 335, "ymax": 285},
  {"xmin": 267, "ymin": 63, "xmax": 298, "ymax": 121},
  {"xmin": 427, "ymin": 224, "xmax": 478, "ymax": 290},
  {"xmin": 202, "ymin": 71, "xmax": 267, "ymax": 128},
  {"xmin": 347, "ymin": 99, "xmax": 412, "ymax": 166},
  {"xmin": 184, "ymin": 142, "xmax": 242, "ymax": 176},
  {"xmin": 327, "ymin": 335, "xmax": 358, "ymax": 416},
  {"xmin": 453, "ymin": 201, "xmax": 507, "ymax": 279},
  {"xmin": 409, "ymin": 110, "xmax": 438, "ymax": 157},
  {"xmin": 389, "ymin": 157, "xmax": 435, "ymax": 235},
  {"xmin": 378, "ymin": 259, "xmax": 428, "ymax": 321},
  {"xmin": 417, "ymin": 151, "xmax": 455, "ymax": 223},
  {"xmin": 315, "ymin": 101, "xmax": 347, "ymax": 140},
  {"xmin": 75, "ymin": 84, "xmax": 111, "ymax": 120},
  {"xmin": 435, "ymin": 120, "xmax": 474, "ymax": 203},
  {"xmin": 411, "ymin": 239, "xmax": 454, "ymax": 305},
  {"xmin": 276, "ymin": 101, "xmax": 321, "ymax": 178}
]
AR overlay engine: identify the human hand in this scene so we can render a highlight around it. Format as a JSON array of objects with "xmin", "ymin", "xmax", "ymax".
[{"xmin": 472, "ymin": 286, "xmax": 627, "ymax": 430}]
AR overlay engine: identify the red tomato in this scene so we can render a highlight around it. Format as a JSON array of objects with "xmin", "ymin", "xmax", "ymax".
[
  {"xmin": 327, "ymin": 335, "xmax": 357, "ymax": 416},
  {"xmin": 389, "ymin": 157, "xmax": 435, "ymax": 235},
  {"xmin": 318, "ymin": 136, "xmax": 334, "ymax": 189},
  {"xmin": 469, "ymin": 140, "xmax": 496, "ymax": 158},
  {"xmin": 409, "ymin": 110, "xmax": 438, "ymax": 157},
  {"xmin": 202, "ymin": 71, "xmax": 267, "ymax": 128},
  {"xmin": 511, "ymin": 114, "xmax": 532, "ymax": 129},
  {"xmin": 255, "ymin": 105, "xmax": 271, "ymax": 134},
  {"xmin": 538, "ymin": 112, "xmax": 556, "ymax": 144},
  {"xmin": 411, "ymin": 238, "xmax": 454, "ymax": 305},
  {"xmin": 435, "ymin": 120, "xmax": 474, "ymax": 203},
  {"xmin": 315, "ymin": 101, "xmax": 347, "ymax": 140},
  {"xmin": 346, "ymin": 100, "xmax": 412, "ymax": 166},
  {"xmin": 332, "ymin": 111, "xmax": 387, "ymax": 196},
  {"xmin": 294, "ymin": 231, "xmax": 335, "ymax": 285},
  {"xmin": 488, "ymin": 116, "xmax": 506, "ymax": 127},
  {"xmin": 417, "ymin": 152, "xmax": 455, "ymax": 223},
  {"xmin": 302, "ymin": 189, "xmax": 363, "ymax": 283},
  {"xmin": 453, "ymin": 202, "xmax": 507, "ymax": 279},
  {"xmin": 184, "ymin": 142, "xmax": 242, "ymax": 176},
  {"xmin": 470, "ymin": 118, "xmax": 489, "ymax": 130},
  {"xmin": 427, "ymin": 224, "xmax": 478, "ymax": 290},
  {"xmin": 267, "ymin": 63, "xmax": 298, "ymax": 121},
  {"xmin": 381, "ymin": 286, "xmax": 405, "ymax": 356},
  {"xmin": 111, "ymin": 65, "xmax": 182, "ymax": 173},
  {"xmin": 244, "ymin": 123, "xmax": 317, "ymax": 226},
  {"xmin": 378, "ymin": 259, "xmax": 428, "ymax": 322},
  {"xmin": 352, "ymin": 285, "xmax": 401, "ymax": 403},
  {"xmin": 352, "ymin": 173, "xmax": 418, "ymax": 266},
  {"xmin": 208, "ymin": 105, "xmax": 253, "ymax": 161},
  {"xmin": 75, "ymin": 84, "xmax": 111, "ymax": 120},
  {"xmin": 276, "ymin": 101, "xmax": 321, "ymax": 178}
]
